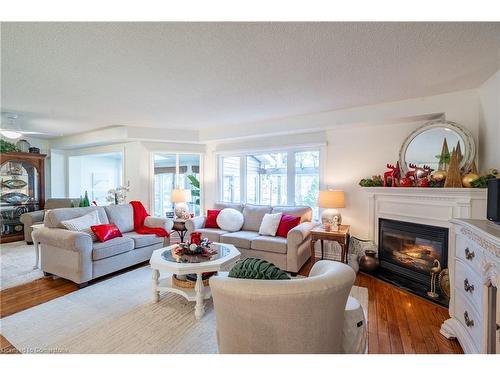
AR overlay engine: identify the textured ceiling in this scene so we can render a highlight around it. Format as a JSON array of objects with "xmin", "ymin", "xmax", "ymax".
[{"xmin": 1, "ymin": 22, "xmax": 499, "ymax": 136}]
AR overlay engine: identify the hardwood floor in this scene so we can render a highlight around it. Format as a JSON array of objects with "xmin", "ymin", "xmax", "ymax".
[{"xmin": 0, "ymin": 257, "xmax": 463, "ymax": 354}]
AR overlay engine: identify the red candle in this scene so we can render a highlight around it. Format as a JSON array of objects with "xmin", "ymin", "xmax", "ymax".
[{"xmin": 191, "ymin": 232, "xmax": 202, "ymax": 245}]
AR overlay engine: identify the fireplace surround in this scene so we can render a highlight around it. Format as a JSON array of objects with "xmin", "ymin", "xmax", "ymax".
[{"xmin": 364, "ymin": 187, "xmax": 488, "ymax": 305}]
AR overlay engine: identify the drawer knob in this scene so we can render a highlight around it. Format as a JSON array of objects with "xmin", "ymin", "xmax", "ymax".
[
  {"xmin": 464, "ymin": 247, "xmax": 475, "ymax": 261},
  {"xmin": 463, "ymin": 278, "xmax": 475, "ymax": 293},
  {"xmin": 464, "ymin": 311, "xmax": 474, "ymax": 327}
]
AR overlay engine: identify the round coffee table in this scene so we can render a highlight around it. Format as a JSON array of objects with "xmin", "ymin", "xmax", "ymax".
[{"xmin": 149, "ymin": 242, "xmax": 240, "ymax": 319}]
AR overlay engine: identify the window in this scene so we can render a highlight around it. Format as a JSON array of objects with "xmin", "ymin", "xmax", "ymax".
[
  {"xmin": 295, "ymin": 151, "xmax": 320, "ymax": 219},
  {"xmin": 246, "ymin": 152, "xmax": 287, "ymax": 206},
  {"xmin": 221, "ymin": 156, "xmax": 241, "ymax": 203},
  {"xmin": 68, "ymin": 152, "xmax": 123, "ymax": 206},
  {"xmin": 153, "ymin": 153, "xmax": 201, "ymax": 217},
  {"xmin": 219, "ymin": 148, "xmax": 321, "ymax": 218}
]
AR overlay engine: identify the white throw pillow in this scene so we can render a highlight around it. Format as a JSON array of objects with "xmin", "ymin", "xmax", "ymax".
[
  {"xmin": 258, "ymin": 212, "xmax": 283, "ymax": 237},
  {"xmin": 61, "ymin": 210, "xmax": 101, "ymax": 241},
  {"xmin": 216, "ymin": 208, "xmax": 244, "ymax": 232}
]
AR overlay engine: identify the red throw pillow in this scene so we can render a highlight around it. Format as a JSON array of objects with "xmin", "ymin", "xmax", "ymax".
[
  {"xmin": 276, "ymin": 215, "xmax": 301, "ymax": 238},
  {"xmin": 91, "ymin": 224, "xmax": 122, "ymax": 242},
  {"xmin": 205, "ymin": 210, "xmax": 221, "ymax": 228}
]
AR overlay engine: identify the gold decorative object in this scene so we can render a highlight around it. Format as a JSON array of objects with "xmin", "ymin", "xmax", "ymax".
[
  {"xmin": 431, "ymin": 170, "xmax": 447, "ymax": 182},
  {"xmin": 444, "ymin": 148, "xmax": 462, "ymax": 188},
  {"xmin": 438, "ymin": 138, "xmax": 450, "ymax": 171},
  {"xmin": 438, "ymin": 268, "xmax": 450, "ymax": 299},
  {"xmin": 462, "ymin": 173, "xmax": 480, "ymax": 188},
  {"xmin": 455, "ymin": 141, "xmax": 463, "ymax": 166},
  {"xmin": 427, "ymin": 259, "xmax": 442, "ymax": 299}
]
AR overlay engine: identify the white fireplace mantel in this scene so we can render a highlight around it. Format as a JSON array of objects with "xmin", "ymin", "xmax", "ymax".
[{"xmin": 363, "ymin": 187, "xmax": 488, "ymax": 242}]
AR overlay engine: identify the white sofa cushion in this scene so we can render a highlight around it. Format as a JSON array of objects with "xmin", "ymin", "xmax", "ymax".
[
  {"xmin": 122, "ymin": 231, "xmax": 164, "ymax": 249},
  {"xmin": 242, "ymin": 204, "xmax": 272, "ymax": 232},
  {"xmin": 61, "ymin": 210, "xmax": 101, "ymax": 241},
  {"xmin": 251, "ymin": 236, "xmax": 288, "ymax": 254},
  {"xmin": 217, "ymin": 208, "xmax": 244, "ymax": 232},
  {"xmin": 258, "ymin": 213, "xmax": 282, "ymax": 236},
  {"xmin": 196, "ymin": 228, "xmax": 229, "ymax": 243},
  {"xmin": 271, "ymin": 205, "xmax": 313, "ymax": 223},
  {"xmin": 104, "ymin": 204, "xmax": 134, "ymax": 233},
  {"xmin": 220, "ymin": 231, "xmax": 260, "ymax": 249},
  {"xmin": 92, "ymin": 236, "xmax": 134, "ymax": 260}
]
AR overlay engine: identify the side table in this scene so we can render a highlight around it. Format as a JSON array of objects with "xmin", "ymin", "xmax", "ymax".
[
  {"xmin": 172, "ymin": 219, "xmax": 188, "ymax": 243},
  {"xmin": 310, "ymin": 225, "xmax": 350, "ymax": 265}
]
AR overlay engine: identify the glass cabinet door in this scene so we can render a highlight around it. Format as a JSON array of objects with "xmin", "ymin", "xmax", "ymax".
[{"xmin": 1, "ymin": 159, "xmax": 40, "ymax": 236}]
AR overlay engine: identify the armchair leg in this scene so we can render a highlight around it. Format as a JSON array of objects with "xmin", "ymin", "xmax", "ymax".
[{"xmin": 43, "ymin": 271, "xmax": 52, "ymax": 277}]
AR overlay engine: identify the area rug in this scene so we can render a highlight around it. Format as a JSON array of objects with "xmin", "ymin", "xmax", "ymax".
[
  {"xmin": 0, "ymin": 241, "xmax": 44, "ymax": 290},
  {"xmin": 0, "ymin": 266, "xmax": 368, "ymax": 353}
]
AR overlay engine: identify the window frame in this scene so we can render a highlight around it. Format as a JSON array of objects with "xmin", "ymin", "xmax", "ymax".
[
  {"xmin": 150, "ymin": 151, "xmax": 204, "ymax": 216},
  {"xmin": 217, "ymin": 145, "xmax": 325, "ymax": 214}
]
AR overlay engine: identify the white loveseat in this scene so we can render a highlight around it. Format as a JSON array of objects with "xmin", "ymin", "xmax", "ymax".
[
  {"xmin": 185, "ymin": 203, "xmax": 316, "ymax": 273},
  {"xmin": 35, "ymin": 204, "xmax": 173, "ymax": 287}
]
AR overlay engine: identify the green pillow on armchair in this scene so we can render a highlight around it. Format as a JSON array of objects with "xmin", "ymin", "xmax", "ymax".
[{"xmin": 228, "ymin": 258, "xmax": 290, "ymax": 280}]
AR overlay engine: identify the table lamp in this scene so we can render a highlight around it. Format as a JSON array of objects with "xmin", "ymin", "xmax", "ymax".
[
  {"xmin": 171, "ymin": 189, "xmax": 192, "ymax": 219},
  {"xmin": 318, "ymin": 190, "xmax": 345, "ymax": 231}
]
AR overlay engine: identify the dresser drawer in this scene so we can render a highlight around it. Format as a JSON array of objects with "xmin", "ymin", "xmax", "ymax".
[
  {"xmin": 454, "ymin": 291, "xmax": 483, "ymax": 351},
  {"xmin": 455, "ymin": 233, "xmax": 483, "ymax": 270},
  {"xmin": 455, "ymin": 259, "xmax": 483, "ymax": 309}
]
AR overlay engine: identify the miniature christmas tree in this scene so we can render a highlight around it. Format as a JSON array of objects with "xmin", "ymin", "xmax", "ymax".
[
  {"xmin": 444, "ymin": 148, "xmax": 462, "ymax": 188},
  {"xmin": 83, "ymin": 191, "xmax": 90, "ymax": 207},
  {"xmin": 437, "ymin": 138, "xmax": 450, "ymax": 171},
  {"xmin": 455, "ymin": 141, "xmax": 463, "ymax": 167}
]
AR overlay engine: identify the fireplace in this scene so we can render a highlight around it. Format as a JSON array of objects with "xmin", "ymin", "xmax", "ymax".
[{"xmin": 376, "ymin": 218, "xmax": 449, "ymax": 306}]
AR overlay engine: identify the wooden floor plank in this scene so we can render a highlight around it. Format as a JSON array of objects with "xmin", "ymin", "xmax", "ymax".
[{"xmin": 0, "ymin": 257, "xmax": 463, "ymax": 354}]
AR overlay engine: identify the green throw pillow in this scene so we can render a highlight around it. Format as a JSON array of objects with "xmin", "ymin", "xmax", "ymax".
[{"xmin": 228, "ymin": 258, "xmax": 291, "ymax": 280}]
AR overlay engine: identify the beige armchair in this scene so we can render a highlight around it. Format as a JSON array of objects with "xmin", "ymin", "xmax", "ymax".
[
  {"xmin": 210, "ymin": 260, "xmax": 356, "ymax": 353},
  {"xmin": 20, "ymin": 198, "xmax": 80, "ymax": 243}
]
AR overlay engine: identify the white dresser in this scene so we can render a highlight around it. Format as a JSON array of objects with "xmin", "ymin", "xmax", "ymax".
[{"xmin": 440, "ymin": 219, "xmax": 500, "ymax": 353}]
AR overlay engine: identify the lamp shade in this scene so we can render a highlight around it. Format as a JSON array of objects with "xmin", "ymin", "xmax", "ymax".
[
  {"xmin": 171, "ymin": 189, "xmax": 192, "ymax": 203},
  {"xmin": 318, "ymin": 190, "xmax": 345, "ymax": 208}
]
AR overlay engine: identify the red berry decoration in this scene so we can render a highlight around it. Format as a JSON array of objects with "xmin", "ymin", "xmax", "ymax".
[
  {"xmin": 418, "ymin": 178, "xmax": 430, "ymax": 187},
  {"xmin": 399, "ymin": 177, "xmax": 413, "ymax": 187}
]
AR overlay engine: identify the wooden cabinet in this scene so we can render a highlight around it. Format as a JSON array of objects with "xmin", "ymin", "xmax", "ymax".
[{"xmin": 0, "ymin": 152, "xmax": 46, "ymax": 243}]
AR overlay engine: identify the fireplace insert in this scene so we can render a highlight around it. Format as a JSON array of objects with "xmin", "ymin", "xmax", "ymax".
[{"xmin": 376, "ymin": 218, "xmax": 449, "ymax": 306}]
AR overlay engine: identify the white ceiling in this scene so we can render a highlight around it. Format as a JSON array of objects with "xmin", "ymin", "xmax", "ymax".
[{"xmin": 1, "ymin": 22, "xmax": 499, "ymax": 137}]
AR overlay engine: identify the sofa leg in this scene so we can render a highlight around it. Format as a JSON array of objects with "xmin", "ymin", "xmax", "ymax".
[
  {"xmin": 43, "ymin": 271, "xmax": 52, "ymax": 277},
  {"xmin": 27, "ymin": 241, "xmax": 34, "ymax": 245},
  {"xmin": 78, "ymin": 282, "xmax": 89, "ymax": 289},
  {"xmin": 289, "ymin": 272, "xmax": 298, "ymax": 277}
]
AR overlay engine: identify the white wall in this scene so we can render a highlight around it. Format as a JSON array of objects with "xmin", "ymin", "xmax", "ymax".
[
  {"xmin": 50, "ymin": 140, "xmax": 206, "ymax": 212},
  {"xmin": 324, "ymin": 121, "xmax": 429, "ymax": 237},
  {"xmin": 478, "ymin": 69, "xmax": 500, "ymax": 172}
]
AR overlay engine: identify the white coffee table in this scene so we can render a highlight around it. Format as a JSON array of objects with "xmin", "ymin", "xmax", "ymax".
[{"xmin": 149, "ymin": 243, "xmax": 240, "ymax": 319}]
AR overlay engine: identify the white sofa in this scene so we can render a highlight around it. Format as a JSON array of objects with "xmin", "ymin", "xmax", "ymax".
[
  {"xmin": 185, "ymin": 203, "xmax": 316, "ymax": 273},
  {"xmin": 210, "ymin": 260, "xmax": 356, "ymax": 353},
  {"xmin": 35, "ymin": 204, "xmax": 173, "ymax": 287}
]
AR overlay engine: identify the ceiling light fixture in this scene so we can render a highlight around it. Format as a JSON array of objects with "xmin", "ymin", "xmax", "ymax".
[
  {"xmin": 0, "ymin": 129, "xmax": 23, "ymax": 139},
  {"xmin": 0, "ymin": 113, "xmax": 23, "ymax": 139}
]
